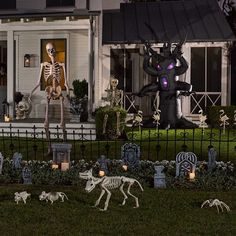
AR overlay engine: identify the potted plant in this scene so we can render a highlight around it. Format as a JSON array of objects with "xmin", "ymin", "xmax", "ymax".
[{"xmin": 70, "ymin": 79, "xmax": 88, "ymax": 122}]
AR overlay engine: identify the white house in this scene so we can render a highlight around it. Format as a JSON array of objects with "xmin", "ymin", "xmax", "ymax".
[{"xmin": 0, "ymin": 0, "xmax": 234, "ymax": 122}]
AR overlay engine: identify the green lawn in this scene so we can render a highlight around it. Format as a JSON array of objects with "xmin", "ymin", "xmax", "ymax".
[{"xmin": 0, "ymin": 185, "xmax": 235, "ymax": 236}]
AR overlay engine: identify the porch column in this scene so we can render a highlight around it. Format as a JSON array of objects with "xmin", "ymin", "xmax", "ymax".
[
  {"xmin": 88, "ymin": 15, "xmax": 95, "ymax": 121},
  {"xmin": 7, "ymin": 30, "xmax": 15, "ymax": 118}
]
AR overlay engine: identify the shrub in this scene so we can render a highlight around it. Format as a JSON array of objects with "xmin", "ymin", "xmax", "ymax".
[
  {"xmin": 95, "ymin": 106, "xmax": 127, "ymax": 139},
  {"xmin": 72, "ymin": 79, "xmax": 88, "ymax": 99}
]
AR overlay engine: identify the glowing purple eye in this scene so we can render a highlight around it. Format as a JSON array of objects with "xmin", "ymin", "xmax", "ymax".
[
  {"xmin": 167, "ymin": 63, "xmax": 174, "ymax": 70},
  {"xmin": 156, "ymin": 64, "xmax": 162, "ymax": 70}
]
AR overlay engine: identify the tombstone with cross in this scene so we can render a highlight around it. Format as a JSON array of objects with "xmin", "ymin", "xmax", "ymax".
[
  {"xmin": 12, "ymin": 152, "xmax": 22, "ymax": 169},
  {"xmin": 97, "ymin": 155, "xmax": 110, "ymax": 175},
  {"xmin": 22, "ymin": 166, "xmax": 32, "ymax": 185},
  {"xmin": 154, "ymin": 165, "xmax": 166, "ymax": 188}
]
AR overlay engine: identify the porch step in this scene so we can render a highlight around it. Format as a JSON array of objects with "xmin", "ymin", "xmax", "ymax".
[{"xmin": 0, "ymin": 120, "xmax": 96, "ymax": 140}]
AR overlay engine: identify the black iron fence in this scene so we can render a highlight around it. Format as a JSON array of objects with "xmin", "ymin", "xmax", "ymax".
[{"xmin": 0, "ymin": 124, "xmax": 236, "ymax": 163}]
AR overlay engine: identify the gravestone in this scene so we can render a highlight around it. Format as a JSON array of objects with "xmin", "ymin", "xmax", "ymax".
[
  {"xmin": 51, "ymin": 143, "xmax": 72, "ymax": 164},
  {"xmin": 208, "ymin": 147, "xmax": 217, "ymax": 171},
  {"xmin": 121, "ymin": 143, "xmax": 140, "ymax": 169},
  {"xmin": 0, "ymin": 152, "xmax": 3, "ymax": 174},
  {"xmin": 97, "ymin": 155, "xmax": 110, "ymax": 174},
  {"xmin": 154, "ymin": 165, "xmax": 166, "ymax": 188},
  {"xmin": 176, "ymin": 151, "xmax": 197, "ymax": 177},
  {"xmin": 12, "ymin": 152, "xmax": 22, "ymax": 169},
  {"xmin": 22, "ymin": 166, "xmax": 32, "ymax": 185}
]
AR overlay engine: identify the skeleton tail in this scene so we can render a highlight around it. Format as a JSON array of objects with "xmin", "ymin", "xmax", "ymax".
[
  {"xmin": 61, "ymin": 192, "xmax": 69, "ymax": 200},
  {"xmin": 135, "ymin": 180, "xmax": 144, "ymax": 192}
]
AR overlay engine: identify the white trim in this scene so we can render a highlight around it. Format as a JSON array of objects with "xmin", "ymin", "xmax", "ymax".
[{"xmin": 7, "ymin": 30, "xmax": 14, "ymax": 116}]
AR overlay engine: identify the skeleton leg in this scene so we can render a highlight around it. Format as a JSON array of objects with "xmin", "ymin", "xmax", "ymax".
[
  {"xmin": 94, "ymin": 189, "xmax": 105, "ymax": 207},
  {"xmin": 44, "ymin": 97, "xmax": 50, "ymax": 129},
  {"xmin": 127, "ymin": 182, "xmax": 139, "ymax": 208},
  {"xmin": 59, "ymin": 96, "xmax": 65, "ymax": 128},
  {"xmin": 219, "ymin": 204, "xmax": 224, "ymax": 212},
  {"xmin": 61, "ymin": 195, "xmax": 64, "ymax": 202},
  {"xmin": 44, "ymin": 97, "xmax": 52, "ymax": 154},
  {"xmin": 216, "ymin": 205, "xmax": 220, "ymax": 213},
  {"xmin": 221, "ymin": 202, "xmax": 230, "ymax": 212},
  {"xmin": 119, "ymin": 183, "xmax": 128, "ymax": 206},
  {"xmin": 101, "ymin": 187, "xmax": 111, "ymax": 211}
]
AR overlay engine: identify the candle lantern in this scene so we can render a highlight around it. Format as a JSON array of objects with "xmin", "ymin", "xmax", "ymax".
[
  {"xmin": 122, "ymin": 164, "xmax": 128, "ymax": 171},
  {"xmin": 99, "ymin": 170, "xmax": 105, "ymax": 177},
  {"xmin": 189, "ymin": 171, "xmax": 196, "ymax": 181},
  {"xmin": 52, "ymin": 164, "xmax": 59, "ymax": 169},
  {"xmin": 61, "ymin": 162, "xmax": 70, "ymax": 171}
]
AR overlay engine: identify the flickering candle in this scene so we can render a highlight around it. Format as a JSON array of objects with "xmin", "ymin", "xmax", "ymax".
[
  {"xmin": 122, "ymin": 165, "xmax": 128, "ymax": 171},
  {"xmin": 99, "ymin": 170, "xmax": 105, "ymax": 177},
  {"xmin": 52, "ymin": 164, "xmax": 59, "ymax": 169},
  {"xmin": 189, "ymin": 171, "xmax": 195, "ymax": 181},
  {"xmin": 61, "ymin": 162, "xmax": 69, "ymax": 171},
  {"xmin": 4, "ymin": 115, "xmax": 10, "ymax": 122}
]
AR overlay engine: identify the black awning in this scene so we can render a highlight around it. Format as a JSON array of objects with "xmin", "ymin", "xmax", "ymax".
[{"xmin": 103, "ymin": 0, "xmax": 235, "ymax": 44}]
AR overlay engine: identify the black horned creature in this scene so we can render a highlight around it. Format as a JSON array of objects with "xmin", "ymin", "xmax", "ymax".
[{"xmin": 134, "ymin": 41, "xmax": 197, "ymax": 129}]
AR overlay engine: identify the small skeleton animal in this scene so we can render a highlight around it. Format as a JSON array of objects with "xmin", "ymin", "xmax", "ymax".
[
  {"xmin": 14, "ymin": 191, "xmax": 31, "ymax": 204},
  {"xmin": 79, "ymin": 169, "xmax": 144, "ymax": 211},
  {"xmin": 39, "ymin": 191, "xmax": 68, "ymax": 204},
  {"xmin": 201, "ymin": 199, "xmax": 230, "ymax": 213}
]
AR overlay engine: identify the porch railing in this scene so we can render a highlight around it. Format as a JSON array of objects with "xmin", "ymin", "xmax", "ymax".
[{"xmin": 190, "ymin": 92, "xmax": 222, "ymax": 114}]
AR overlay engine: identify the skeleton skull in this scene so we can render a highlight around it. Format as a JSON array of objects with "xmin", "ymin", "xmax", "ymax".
[
  {"xmin": 111, "ymin": 78, "xmax": 118, "ymax": 90},
  {"xmin": 46, "ymin": 42, "xmax": 56, "ymax": 58}
]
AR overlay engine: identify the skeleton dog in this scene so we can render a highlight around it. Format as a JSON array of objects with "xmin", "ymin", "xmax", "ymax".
[
  {"xmin": 79, "ymin": 169, "xmax": 144, "ymax": 211},
  {"xmin": 39, "ymin": 191, "xmax": 68, "ymax": 204}
]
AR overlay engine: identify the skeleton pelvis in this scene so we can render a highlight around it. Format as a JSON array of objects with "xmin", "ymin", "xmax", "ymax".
[{"xmin": 45, "ymin": 85, "xmax": 62, "ymax": 99}]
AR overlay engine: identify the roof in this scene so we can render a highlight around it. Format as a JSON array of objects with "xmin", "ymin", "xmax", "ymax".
[{"xmin": 103, "ymin": 0, "xmax": 236, "ymax": 44}]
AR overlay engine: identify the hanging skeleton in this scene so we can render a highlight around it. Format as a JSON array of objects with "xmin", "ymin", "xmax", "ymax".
[{"xmin": 30, "ymin": 42, "xmax": 69, "ymax": 141}]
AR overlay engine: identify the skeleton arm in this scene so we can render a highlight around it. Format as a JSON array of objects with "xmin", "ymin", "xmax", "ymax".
[{"xmin": 60, "ymin": 63, "xmax": 70, "ymax": 98}]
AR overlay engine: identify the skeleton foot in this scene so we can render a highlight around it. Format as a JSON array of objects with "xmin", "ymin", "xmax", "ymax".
[{"xmin": 99, "ymin": 208, "xmax": 107, "ymax": 211}]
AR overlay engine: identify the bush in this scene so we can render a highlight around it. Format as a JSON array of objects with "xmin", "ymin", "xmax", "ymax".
[
  {"xmin": 206, "ymin": 105, "xmax": 236, "ymax": 128},
  {"xmin": 72, "ymin": 79, "xmax": 88, "ymax": 99},
  {"xmin": 0, "ymin": 159, "xmax": 235, "ymax": 190},
  {"xmin": 95, "ymin": 106, "xmax": 127, "ymax": 139}
]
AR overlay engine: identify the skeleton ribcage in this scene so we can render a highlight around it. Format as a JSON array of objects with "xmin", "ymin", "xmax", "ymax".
[
  {"xmin": 102, "ymin": 177, "xmax": 123, "ymax": 189},
  {"xmin": 43, "ymin": 62, "xmax": 61, "ymax": 84}
]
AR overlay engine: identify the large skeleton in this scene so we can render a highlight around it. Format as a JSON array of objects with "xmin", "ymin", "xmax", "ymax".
[
  {"xmin": 30, "ymin": 42, "xmax": 69, "ymax": 137},
  {"xmin": 79, "ymin": 169, "xmax": 144, "ymax": 211}
]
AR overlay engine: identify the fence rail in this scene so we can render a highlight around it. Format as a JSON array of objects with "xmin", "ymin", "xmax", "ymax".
[{"xmin": 0, "ymin": 124, "xmax": 235, "ymax": 163}]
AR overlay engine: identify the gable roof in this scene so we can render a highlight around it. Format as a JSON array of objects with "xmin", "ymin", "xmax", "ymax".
[{"xmin": 103, "ymin": 0, "xmax": 235, "ymax": 44}]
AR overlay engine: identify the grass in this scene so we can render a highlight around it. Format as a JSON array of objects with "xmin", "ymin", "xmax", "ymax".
[{"xmin": 0, "ymin": 185, "xmax": 235, "ymax": 236}]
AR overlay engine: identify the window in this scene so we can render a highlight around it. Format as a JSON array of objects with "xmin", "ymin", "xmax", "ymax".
[
  {"xmin": 46, "ymin": 0, "xmax": 75, "ymax": 7},
  {"xmin": 40, "ymin": 39, "xmax": 66, "ymax": 91},
  {"xmin": 190, "ymin": 47, "xmax": 222, "ymax": 113},
  {"xmin": 0, "ymin": 0, "xmax": 16, "ymax": 10}
]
